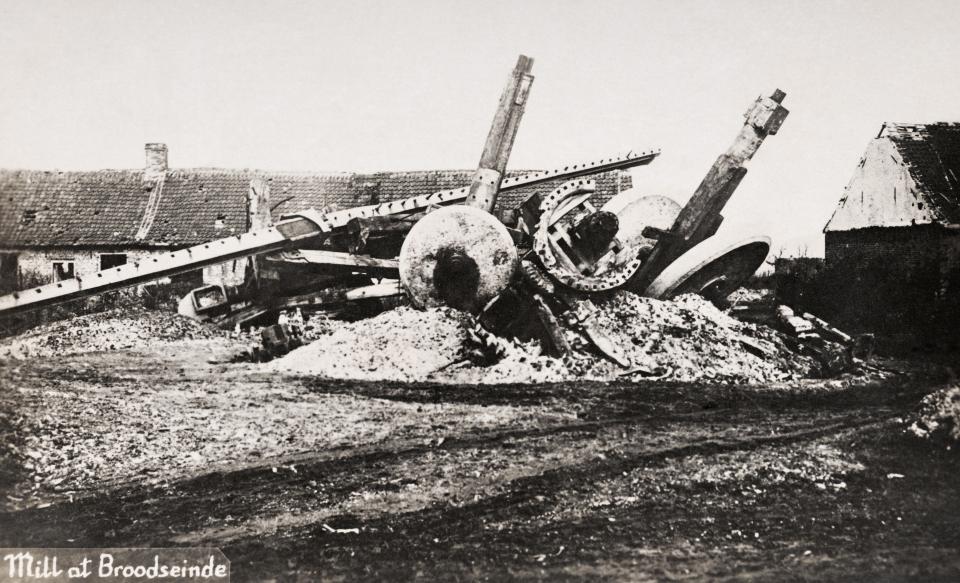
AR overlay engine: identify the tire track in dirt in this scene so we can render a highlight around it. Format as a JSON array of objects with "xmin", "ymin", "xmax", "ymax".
[
  {"xmin": 0, "ymin": 404, "xmax": 889, "ymax": 548},
  {"xmin": 0, "ymin": 404, "xmax": 739, "ymax": 544},
  {"xmin": 217, "ymin": 415, "xmax": 895, "ymax": 580}
]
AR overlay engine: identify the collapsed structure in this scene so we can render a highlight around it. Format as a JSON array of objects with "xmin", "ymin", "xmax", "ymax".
[
  {"xmin": 0, "ymin": 149, "xmax": 629, "ymax": 290},
  {"xmin": 0, "ymin": 55, "xmax": 862, "ymax": 377}
]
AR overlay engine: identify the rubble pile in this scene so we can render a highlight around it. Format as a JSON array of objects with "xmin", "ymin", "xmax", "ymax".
[
  {"xmin": 908, "ymin": 385, "xmax": 960, "ymax": 444},
  {"xmin": 270, "ymin": 306, "xmax": 473, "ymax": 381},
  {"xmin": 0, "ymin": 308, "xmax": 224, "ymax": 360},
  {"xmin": 569, "ymin": 293, "xmax": 814, "ymax": 383},
  {"xmin": 271, "ymin": 291, "xmax": 816, "ymax": 384}
]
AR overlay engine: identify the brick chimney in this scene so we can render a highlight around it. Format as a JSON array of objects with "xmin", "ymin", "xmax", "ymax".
[{"xmin": 144, "ymin": 143, "xmax": 168, "ymax": 180}]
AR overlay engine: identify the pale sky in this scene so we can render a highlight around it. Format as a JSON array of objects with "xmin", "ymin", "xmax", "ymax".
[{"xmin": 2, "ymin": 0, "xmax": 959, "ymax": 256}]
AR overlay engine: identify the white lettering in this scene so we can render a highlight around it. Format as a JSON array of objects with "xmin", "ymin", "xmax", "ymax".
[
  {"xmin": 146, "ymin": 555, "xmax": 160, "ymax": 578},
  {"xmin": 79, "ymin": 556, "xmax": 91, "ymax": 578},
  {"xmin": 3, "ymin": 549, "xmax": 228, "ymax": 580},
  {"xmin": 98, "ymin": 553, "xmax": 113, "ymax": 577},
  {"xmin": 68, "ymin": 556, "xmax": 92, "ymax": 578},
  {"xmin": 200, "ymin": 555, "xmax": 215, "ymax": 577},
  {"xmin": 4, "ymin": 552, "xmax": 32, "ymax": 579},
  {"xmin": 44, "ymin": 556, "xmax": 63, "ymax": 577}
]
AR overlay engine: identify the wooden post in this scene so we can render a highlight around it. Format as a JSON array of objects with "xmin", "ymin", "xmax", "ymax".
[
  {"xmin": 625, "ymin": 89, "xmax": 789, "ymax": 295},
  {"xmin": 464, "ymin": 55, "xmax": 535, "ymax": 213},
  {"xmin": 248, "ymin": 178, "xmax": 272, "ymax": 231},
  {"xmin": 246, "ymin": 177, "xmax": 272, "ymax": 284}
]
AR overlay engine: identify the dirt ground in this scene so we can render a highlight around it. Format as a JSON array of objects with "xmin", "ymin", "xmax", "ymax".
[{"xmin": 1, "ymin": 327, "xmax": 959, "ymax": 581}]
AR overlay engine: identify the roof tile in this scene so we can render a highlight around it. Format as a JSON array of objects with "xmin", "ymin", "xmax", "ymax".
[{"xmin": 0, "ymin": 168, "xmax": 630, "ymax": 247}]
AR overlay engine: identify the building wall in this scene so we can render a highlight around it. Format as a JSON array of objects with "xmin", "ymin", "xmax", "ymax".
[
  {"xmin": 939, "ymin": 230, "xmax": 960, "ymax": 286},
  {"xmin": 825, "ymin": 225, "xmax": 942, "ymax": 271},
  {"xmin": 0, "ymin": 248, "xmax": 158, "ymax": 289},
  {"xmin": 203, "ymin": 258, "xmax": 249, "ymax": 287},
  {"xmin": 823, "ymin": 225, "xmax": 950, "ymax": 339},
  {"xmin": 936, "ymin": 230, "xmax": 960, "ymax": 345},
  {"xmin": 823, "ymin": 137, "xmax": 938, "ymax": 232}
]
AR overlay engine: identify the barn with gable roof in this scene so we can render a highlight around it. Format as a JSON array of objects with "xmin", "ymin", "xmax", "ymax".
[{"xmin": 823, "ymin": 122, "xmax": 960, "ymax": 345}]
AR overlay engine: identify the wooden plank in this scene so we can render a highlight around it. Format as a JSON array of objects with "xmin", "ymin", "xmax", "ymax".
[
  {"xmin": 264, "ymin": 249, "xmax": 399, "ymax": 272},
  {"xmin": 248, "ymin": 178, "xmax": 272, "ymax": 231},
  {"xmin": 803, "ymin": 312, "xmax": 853, "ymax": 344}
]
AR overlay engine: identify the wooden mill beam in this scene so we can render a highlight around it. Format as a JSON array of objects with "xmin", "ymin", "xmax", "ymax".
[
  {"xmin": 464, "ymin": 54, "xmax": 536, "ymax": 213},
  {"xmin": 624, "ymin": 89, "xmax": 789, "ymax": 295}
]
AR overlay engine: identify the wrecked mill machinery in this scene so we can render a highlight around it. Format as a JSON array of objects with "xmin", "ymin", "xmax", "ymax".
[{"xmin": 0, "ymin": 55, "xmax": 790, "ymax": 367}]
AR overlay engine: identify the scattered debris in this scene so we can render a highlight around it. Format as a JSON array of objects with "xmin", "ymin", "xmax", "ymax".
[
  {"xmin": 252, "ymin": 323, "xmax": 304, "ymax": 362},
  {"xmin": 564, "ymin": 293, "xmax": 815, "ymax": 383},
  {"xmin": 769, "ymin": 305, "xmax": 873, "ymax": 377},
  {"xmin": 0, "ymin": 308, "xmax": 226, "ymax": 360},
  {"xmin": 908, "ymin": 385, "xmax": 960, "ymax": 444}
]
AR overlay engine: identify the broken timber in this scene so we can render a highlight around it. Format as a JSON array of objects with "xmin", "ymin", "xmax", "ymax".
[
  {"xmin": 465, "ymin": 55, "xmax": 535, "ymax": 213},
  {"xmin": 264, "ymin": 249, "xmax": 399, "ymax": 277},
  {"xmin": 625, "ymin": 89, "xmax": 788, "ymax": 295},
  {"xmin": 217, "ymin": 280, "xmax": 404, "ymax": 328},
  {"xmin": 532, "ymin": 293, "xmax": 571, "ymax": 357}
]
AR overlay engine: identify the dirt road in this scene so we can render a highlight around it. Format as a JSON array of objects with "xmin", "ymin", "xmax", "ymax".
[{"xmin": 1, "ymin": 340, "xmax": 958, "ymax": 581}]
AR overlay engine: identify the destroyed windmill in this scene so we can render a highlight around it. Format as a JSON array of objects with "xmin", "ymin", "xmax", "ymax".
[{"xmin": 0, "ymin": 55, "xmax": 792, "ymax": 368}]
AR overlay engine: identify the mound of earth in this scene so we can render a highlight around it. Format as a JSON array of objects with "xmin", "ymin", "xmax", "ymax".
[
  {"xmin": 269, "ymin": 306, "xmax": 472, "ymax": 381},
  {"xmin": 0, "ymin": 308, "xmax": 224, "ymax": 359},
  {"xmin": 271, "ymin": 292, "xmax": 816, "ymax": 384}
]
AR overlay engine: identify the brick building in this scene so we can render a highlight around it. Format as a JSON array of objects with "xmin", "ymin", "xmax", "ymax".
[
  {"xmin": 0, "ymin": 144, "xmax": 631, "ymax": 291},
  {"xmin": 822, "ymin": 122, "xmax": 960, "ymax": 344}
]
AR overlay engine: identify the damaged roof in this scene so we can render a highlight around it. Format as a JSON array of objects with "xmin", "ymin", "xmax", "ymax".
[
  {"xmin": 883, "ymin": 122, "xmax": 960, "ymax": 224},
  {"xmin": 825, "ymin": 122, "xmax": 960, "ymax": 232},
  {"xmin": 0, "ymin": 168, "xmax": 630, "ymax": 248},
  {"xmin": 0, "ymin": 170, "xmax": 153, "ymax": 248}
]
